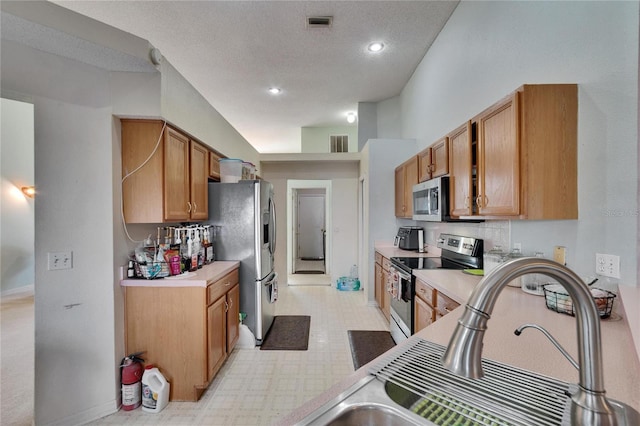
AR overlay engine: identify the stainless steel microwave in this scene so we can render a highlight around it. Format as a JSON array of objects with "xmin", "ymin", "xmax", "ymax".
[
  {"xmin": 412, "ymin": 176, "xmax": 482, "ymax": 222},
  {"xmin": 412, "ymin": 176, "xmax": 447, "ymax": 221}
]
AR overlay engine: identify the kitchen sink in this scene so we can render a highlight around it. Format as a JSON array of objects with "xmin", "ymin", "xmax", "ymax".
[{"xmin": 297, "ymin": 339, "xmax": 640, "ymax": 426}]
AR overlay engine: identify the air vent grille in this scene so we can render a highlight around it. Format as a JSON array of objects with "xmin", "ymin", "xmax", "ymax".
[
  {"xmin": 330, "ymin": 135, "xmax": 348, "ymax": 153},
  {"xmin": 306, "ymin": 16, "xmax": 333, "ymax": 28}
]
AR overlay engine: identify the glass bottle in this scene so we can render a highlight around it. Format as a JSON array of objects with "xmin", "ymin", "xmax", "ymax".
[
  {"xmin": 505, "ymin": 248, "xmax": 523, "ymax": 287},
  {"xmin": 483, "ymin": 245, "xmax": 506, "ymax": 275},
  {"xmin": 522, "ymin": 251, "xmax": 546, "ymax": 295}
]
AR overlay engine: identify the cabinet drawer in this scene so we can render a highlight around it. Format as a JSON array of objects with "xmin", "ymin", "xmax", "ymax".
[
  {"xmin": 381, "ymin": 257, "xmax": 391, "ymax": 272},
  {"xmin": 437, "ymin": 291, "xmax": 460, "ymax": 317},
  {"xmin": 375, "ymin": 252, "xmax": 382, "ymax": 265},
  {"xmin": 207, "ymin": 269, "xmax": 239, "ymax": 306},
  {"xmin": 415, "ymin": 279, "xmax": 435, "ymax": 307}
]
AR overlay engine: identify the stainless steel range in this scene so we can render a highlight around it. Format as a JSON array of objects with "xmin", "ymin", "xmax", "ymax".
[{"xmin": 388, "ymin": 234, "xmax": 483, "ymax": 344}]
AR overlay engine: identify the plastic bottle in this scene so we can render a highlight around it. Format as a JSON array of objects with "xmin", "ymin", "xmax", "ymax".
[{"xmin": 141, "ymin": 365, "xmax": 170, "ymax": 413}]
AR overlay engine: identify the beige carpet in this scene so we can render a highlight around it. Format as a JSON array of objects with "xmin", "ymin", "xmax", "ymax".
[{"xmin": 1, "ymin": 292, "xmax": 34, "ymax": 426}]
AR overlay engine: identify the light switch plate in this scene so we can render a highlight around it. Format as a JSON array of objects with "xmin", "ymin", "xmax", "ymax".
[{"xmin": 553, "ymin": 246, "xmax": 566, "ymax": 265}]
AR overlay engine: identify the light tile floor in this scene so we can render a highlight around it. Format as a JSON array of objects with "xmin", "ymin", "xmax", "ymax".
[{"xmin": 90, "ymin": 284, "xmax": 388, "ymax": 425}]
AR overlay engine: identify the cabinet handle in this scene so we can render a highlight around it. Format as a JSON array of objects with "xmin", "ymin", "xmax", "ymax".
[
  {"xmin": 187, "ymin": 201, "xmax": 192, "ymax": 213},
  {"xmin": 475, "ymin": 195, "xmax": 482, "ymax": 208},
  {"xmin": 430, "ymin": 164, "xmax": 435, "ymax": 172},
  {"xmin": 224, "ymin": 301, "xmax": 229, "ymax": 312},
  {"xmin": 193, "ymin": 202, "xmax": 197, "ymax": 213},
  {"xmin": 418, "ymin": 288, "xmax": 426, "ymax": 293},
  {"xmin": 225, "ymin": 281, "xmax": 231, "ymax": 287}
]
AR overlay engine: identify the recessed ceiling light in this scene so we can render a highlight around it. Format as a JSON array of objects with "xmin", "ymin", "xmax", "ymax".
[
  {"xmin": 268, "ymin": 87, "xmax": 282, "ymax": 95},
  {"xmin": 346, "ymin": 112, "xmax": 357, "ymax": 124},
  {"xmin": 367, "ymin": 42, "xmax": 385, "ymax": 53}
]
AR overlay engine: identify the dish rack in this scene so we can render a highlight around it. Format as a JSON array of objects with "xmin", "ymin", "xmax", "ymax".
[
  {"xmin": 543, "ymin": 284, "xmax": 616, "ymax": 318},
  {"xmin": 135, "ymin": 261, "xmax": 170, "ymax": 279}
]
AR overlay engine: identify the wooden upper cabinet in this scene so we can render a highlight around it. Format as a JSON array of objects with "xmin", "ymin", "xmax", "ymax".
[
  {"xmin": 395, "ymin": 156, "xmax": 418, "ymax": 218},
  {"xmin": 418, "ymin": 147, "xmax": 432, "ymax": 182},
  {"xmin": 164, "ymin": 127, "xmax": 191, "ymax": 221},
  {"xmin": 448, "ymin": 122, "xmax": 473, "ymax": 217},
  {"xmin": 418, "ymin": 138, "xmax": 449, "ymax": 183},
  {"xmin": 189, "ymin": 141, "xmax": 209, "ymax": 221},
  {"xmin": 448, "ymin": 84, "xmax": 577, "ymax": 220},
  {"xmin": 430, "ymin": 138, "xmax": 449, "ymax": 178},
  {"xmin": 208, "ymin": 151, "xmax": 221, "ymax": 181},
  {"xmin": 122, "ymin": 119, "xmax": 212, "ymax": 223},
  {"xmin": 476, "ymin": 92, "xmax": 520, "ymax": 216}
]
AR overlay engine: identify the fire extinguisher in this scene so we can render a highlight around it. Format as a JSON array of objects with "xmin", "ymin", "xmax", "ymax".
[{"xmin": 120, "ymin": 352, "xmax": 145, "ymax": 411}]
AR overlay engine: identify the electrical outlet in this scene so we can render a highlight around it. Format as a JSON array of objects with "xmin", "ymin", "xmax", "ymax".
[
  {"xmin": 595, "ymin": 253, "xmax": 620, "ymax": 279},
  {"xmin": 48, "ymin": 251, "xmax": 73, "ymax": 270}
]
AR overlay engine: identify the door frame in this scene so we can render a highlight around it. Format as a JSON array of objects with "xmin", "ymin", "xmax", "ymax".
[{"xmin": 287, "ymin": 180, "xmax": 332, "ymax": 277}]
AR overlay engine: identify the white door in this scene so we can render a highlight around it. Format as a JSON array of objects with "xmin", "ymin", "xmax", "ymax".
[{"xmin": 297, "ymin": 194, "xmax": 325, "ymax": 260}]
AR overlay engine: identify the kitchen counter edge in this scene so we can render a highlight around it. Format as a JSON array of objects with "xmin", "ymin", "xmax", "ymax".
[{"xmin": 120, "ymin": 261, "xmax": 240, "ymax": 287}]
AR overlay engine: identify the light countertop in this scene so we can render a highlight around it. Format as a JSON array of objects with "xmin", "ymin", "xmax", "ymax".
[
  {"xmin": 120, "ymin": 261, "xmax": 240, "ymax": 287},
  {"xmin": 280, "ymin": 267, "xmax": 640, "ymax": 425},
  {"xmin": 374, "ymin": 241, "xmax": 441, "ymax": 260}
]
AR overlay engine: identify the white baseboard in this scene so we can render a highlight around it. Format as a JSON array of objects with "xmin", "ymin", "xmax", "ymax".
[
  {"xmin": 46, "ymin": 399, "xmax": 119, "ymax": 426},
  {"xmin": 1, "ymin": 284, "xmax": 34, "ymax": 298}
]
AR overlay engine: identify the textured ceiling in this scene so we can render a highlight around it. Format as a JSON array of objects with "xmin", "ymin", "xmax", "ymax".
[{"xmin": 50, "ymin": 1, "xmax": 459, "ymax": 153}]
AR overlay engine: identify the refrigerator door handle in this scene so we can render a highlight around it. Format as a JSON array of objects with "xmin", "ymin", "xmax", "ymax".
[{"xmin": 269, "ymin": 196, "xmax": 277, "ymax": 256}]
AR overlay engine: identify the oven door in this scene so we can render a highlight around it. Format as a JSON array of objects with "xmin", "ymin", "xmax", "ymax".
[{"xmin": 388, "ymin": 266, "xmax": 414, "ymax": 343}]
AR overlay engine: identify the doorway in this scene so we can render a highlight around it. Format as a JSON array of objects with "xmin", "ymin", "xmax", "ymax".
[{"xmin": 287, "ymin": 180, "xmax": 332, "ymax": 285}]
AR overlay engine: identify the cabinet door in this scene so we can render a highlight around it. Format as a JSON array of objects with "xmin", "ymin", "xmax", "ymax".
[
  {"xmin": 164, "ymin": 127, "xmax": 191, "ymax": 221},
  {"xmin": 381, "ymin": 268, "xmax": 390, "ymax": 321},
  {"xmin": 403, "ymin": 156, "xmax": 418, "ymax": 218},
  {"xmin": 394, "ymin": 166, "xmax": 406, "ymax": 217},
  {"xmin": 431, "ymin": 138, "xmax": 449, "ymax": 178},
  {"xmin": 448, "ymin": 122, "xmax": 473, "ymax": 217},
  {"xmin": 374, "ymin": 262, "xmax": 383, "ymax": 310},
  {"xmin": 207, "ymin": 296, "xmax": 227, "ymax": 382},
  {"xmin": 208, "ymin": 151, "xmax": 221, "ymax": 181},
  {"xmin": 417, "ymin": 147, "xmax": 432, "ymax": 182},
  {"xmin": 190, "ymin": 141, "xmax": 209, "ymax": 221},
  {"xmin": 226, "ymin": 284, "xmax": 240, "ymax": 353},
  {"xmin": 414, "ymin": 295, "xmax": 434, "ymax": 333},
  {"xmin": 477, "ymin": 93, "xmax": 520, "ymax": 216}
]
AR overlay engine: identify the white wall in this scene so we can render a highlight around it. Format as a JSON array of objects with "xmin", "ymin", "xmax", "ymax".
[
  {"xmin": 261, "ymin": 162, "xmax": 359, "ymax": 283},
  {"xmin": 386, "ymin": 1, "xmax": 638, "ymax": 285},
  {"xmin": 301, "ymin": 125, "xmax": 358, "ymax": 153},
  {"xmin": 1, "ymin": 98, "xmax": 35, "ymax": 294},
  {"xmin": 1, "ymin": 3, "xmax": 263, "ymax": 424}
]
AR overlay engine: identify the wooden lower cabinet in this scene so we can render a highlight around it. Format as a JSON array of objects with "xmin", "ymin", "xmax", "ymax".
[
  {"xmin": 375, "ymin": 252, "xmax": 391, "ymax": 321},
  {"xmin": 125, "ymin": 268, "xmax": 239, "ymax": 401},
  {"xmin": 415, "ymin": 295, "xmax": 435, "ymax": 332},
  {"xmin": 414, "ymin": 277, "xmax": 460, "ymax": 333}
]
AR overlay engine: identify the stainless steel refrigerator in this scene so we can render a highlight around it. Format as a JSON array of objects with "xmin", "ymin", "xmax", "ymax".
[{"xmin": 208, "ymin": 180, "xmax": 277, "ymax": 345}]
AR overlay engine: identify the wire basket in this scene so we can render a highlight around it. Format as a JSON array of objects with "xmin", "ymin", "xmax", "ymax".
[
  {"xmin": 543, "ymin": 284, "xmax": 616, "ymax": 319},
  {"xmin": 135, "ymin": 261, "xmax": 170, "ymax": 279}
]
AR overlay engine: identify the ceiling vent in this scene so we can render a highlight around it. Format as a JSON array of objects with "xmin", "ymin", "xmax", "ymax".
[{"xmin": 306, "ymin": 16, "xmax": 333, "ymax": 28}]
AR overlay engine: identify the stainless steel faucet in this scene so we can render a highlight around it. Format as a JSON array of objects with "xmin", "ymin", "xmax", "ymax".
[{"xmin": 442, "ymin": 257, "xmax": 618, "ymax": 426}]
